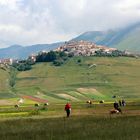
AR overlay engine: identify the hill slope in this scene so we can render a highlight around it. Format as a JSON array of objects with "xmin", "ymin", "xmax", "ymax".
[
  {"xmin": 72, "ymin": 23, "xmax": 140, "ymax": 52},
  {"xmin": 1, "ymin": 57, "xmax": 139, "ymax": 102}
]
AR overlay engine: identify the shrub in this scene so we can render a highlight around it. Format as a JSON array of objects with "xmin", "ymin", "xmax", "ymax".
[
  {"xmin": 9, "ymin": 67, "xmax": 17, "ymax": 87},
  {"xmin": 17, "ymin": 63, "xmax": 31, "ymax": 71},
  {"xmin": 77, "ymin": 59, "xmax": 82, "ymax": 63},
  {"xmin": 53, "ymin": 59, "xmax": 64, "ymax": 66}
]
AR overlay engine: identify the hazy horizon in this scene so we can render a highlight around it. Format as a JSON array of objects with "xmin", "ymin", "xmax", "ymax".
[{"xmin": 0, "ymin": 0, "xmax": 140, "ymax": 48}]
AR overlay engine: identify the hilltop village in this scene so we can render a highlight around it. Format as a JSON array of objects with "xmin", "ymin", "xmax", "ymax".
[
  {"xmin": 0, "ymin": 40, "xmax": 138, "ymax": 71},
  {"xmin": 55, "ymin": 40, "xmax": 117, "ymax": 56}
]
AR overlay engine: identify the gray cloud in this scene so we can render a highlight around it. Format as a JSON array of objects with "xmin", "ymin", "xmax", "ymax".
[{"xmin": 0, "ymin": 0, "xmax": 140, "ymax": 48}]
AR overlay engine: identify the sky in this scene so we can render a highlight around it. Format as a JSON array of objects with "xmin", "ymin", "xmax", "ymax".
[{"xmin": 0, "ymin": 0, "xmax": 140, "ymax": 48}]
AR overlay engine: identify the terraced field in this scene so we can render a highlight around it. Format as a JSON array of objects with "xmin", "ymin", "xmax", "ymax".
[{"xmin": 0, "ymin": 56, "xmax": 140, "ymax": 103}]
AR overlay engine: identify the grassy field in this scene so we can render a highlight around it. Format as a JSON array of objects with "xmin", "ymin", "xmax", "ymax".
[
  {"xmin": 16, "ymin": 56, "xmax": 140, "ymax": 102},
  {"xmin": 0, "ymin": 56, "xmax": 140, "ymax": 103},
  {"xmin": 0, "ymin": 102, "xmax": 139, "ymax": 140},
  {"xmin": 0, "ymin": 116, "xmax": 139, "ymax": 140},
  {"xmin": 0, "ymin": 56, "xmax": 139, "ymax": 140}
]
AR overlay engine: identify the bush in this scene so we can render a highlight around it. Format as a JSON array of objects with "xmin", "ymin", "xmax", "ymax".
[
  {"xmin": 17, "ymin": 63, "xmax": 31, "ymax": 71},
  {"xmin": 77, "ymin": 59, "xmax": 82, "ymax": 63},
  {"xmin": 9, "ymin": 67, "xmax": 17, "ymax": 87},
  {"xmin": 53, "ymin": 59, "xmax": 64, "ymax": 66}
]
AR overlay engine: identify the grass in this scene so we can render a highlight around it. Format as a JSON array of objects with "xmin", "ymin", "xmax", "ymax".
[
  {"xmin": 15, "ymin": 56, "xmax": 140, "ymax": 102},
  {"xmin": 0, "ymin": 56, "xmax": 139, "ymax": 139},
  {"xmin": 0, "ymin": 56, "xmax": 140, "ymax": 102},
  {"xmin": 0, "ymin": 115, "xmax": 139, "ymax": 140},
  {"xmin": 0, "ymin": 101, "xmax": 139, "ymax": 140}
]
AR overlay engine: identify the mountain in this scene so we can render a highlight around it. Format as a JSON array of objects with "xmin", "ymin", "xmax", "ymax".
[
  {"xmin": 72, "ymin": 23, "xmax": 140, "ymax": 52},
  {"xmin": 0, "ymin": 42, "xmax": 64, "ymax": 59},
  {"xmin": 71, "ymin": 30, "xmax": 117, "ymax": 46},
  {"xmin": 0, "ymin": 23, "xmax": 140, "ymax": 59}
]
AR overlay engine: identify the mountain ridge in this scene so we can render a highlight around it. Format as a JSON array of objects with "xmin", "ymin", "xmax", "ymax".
[
  {"xmin": 0, "ymin": 22, "xmax": 140, "ymax": 59},
  {"xmin": 0, "ymin": 42, "xmax": 64, "ymax": 59},
  {"xmin": 72, "ymin": 23, "xmax": 140, "ymax": 52}
]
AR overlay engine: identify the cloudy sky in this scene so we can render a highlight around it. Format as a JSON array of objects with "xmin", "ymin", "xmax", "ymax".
[{"xmin": 0, "ymin": 0, "xmax": 140, "ymax": 48}]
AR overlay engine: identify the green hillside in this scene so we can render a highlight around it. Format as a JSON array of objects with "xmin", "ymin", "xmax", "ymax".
[
  {"xmin": 72, "ymin": 23, "xmax": 140, "ymax": 52},
  {"xmin": 0, "ymin": 57, "xmax": 139, "ymax": 103},
  {"xmin": 0, "ymin": 68, "xmax": 16, "ymax": 98},
  {"xmin": 113, "ymin": 29, "xmax": 140, "ymax": 52},
  {"xmin": 71, "ymin": 30, "xmax": 117, "ymax": 46}
]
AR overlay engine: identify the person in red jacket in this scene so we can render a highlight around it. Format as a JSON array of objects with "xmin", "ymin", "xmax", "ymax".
[{"xmin": 65, "ymin": 102, "xmax": 71, "ymax": 117}]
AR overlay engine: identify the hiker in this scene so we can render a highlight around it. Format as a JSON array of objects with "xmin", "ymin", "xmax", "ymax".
[
  {"xmin": 114, "ymin": 101, "xmax": 119, "ymax": 110},
  {"xmin": 65, "ymin": 102, "xmax": 71, "ymax": 117},
  {"xmin": 114, "ymin": 101, "xmax": 122, "ymax": 113},
  {"xmin": 122, "ymin": 99, "xmax": 126, "ymax": 106}
]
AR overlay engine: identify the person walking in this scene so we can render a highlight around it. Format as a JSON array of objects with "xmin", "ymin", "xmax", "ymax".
[
  {"xmin": 122, "ymin": 99, "xmax": 126, "ymax": 106},
  {"xmin": 114, "ymin": 101, "xmax": 119, "ymax": 110},
  {"xmin": 114, "ymin": 101, "xmax": 122, "ymax": 113},
  {"xmin": 65, "ymin": 102, "xmax": 71, "ymax": 117},
  {"xmin": 119, "ymin": 100, "xmax": 122, "ymax": 106}
]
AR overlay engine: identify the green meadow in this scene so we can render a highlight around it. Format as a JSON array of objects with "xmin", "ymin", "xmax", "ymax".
[
  {"xmin": 0, "ymin": 116, "xmax": 140, "ymax": 140},
  {"xmin": 1, "ymin": 56, "xmax": 138, "ymax": 102},
  {"xmin": 0, "ymin": 102, "xmax": 139, "ymax": 140},
  {"xmin": 0, "ymin": 56, "xmax": 140, "ymax": 140}
]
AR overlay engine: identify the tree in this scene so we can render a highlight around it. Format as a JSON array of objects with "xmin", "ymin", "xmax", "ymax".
[
  {"xmin": 77, "ymin": 59, "xmax": 82, "ymax": 63},
  {"xmin": 53, "ymin": 59, "xmax": 64, "ymax": 66},
  {"xmin": 9, "ymin": 67, "xmax": 17, "ymax": 87},
  {"xmin": 17, "ymin": 63, "xmax": 31, "ymax": 71}
]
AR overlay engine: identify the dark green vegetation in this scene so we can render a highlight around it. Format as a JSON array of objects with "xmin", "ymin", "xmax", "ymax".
[
  {"xmin": 95, "ymin": 49, "xmax": 125, "ymax": 57},
  {"xmin": 14, "ymin": 49, "xmax": 128, "ymax": 72},
  {"xmin": 9, "ymin": 67, "xmax": 17, "ymax": 87},
  {"xmin": 12, "ymin": 51, "xmax": 69, "ymax": 71},
  {"xmin": 0, "ymin": 56, "xmax": 140, "ymax": 101},
  {"xmin": 72, "ymin": 23, "xmax": 140, "ymax": 52},
  {"xmin": 36, "ymin": 51, "xmax": 69, "ymax": 66},
  {"xmin": 0, "ymin": 102, "xmax": 139, "ymax": 140},
  {"xmin": 12, "ymin": 60, "xmax": 33, "ymax": 71}
]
